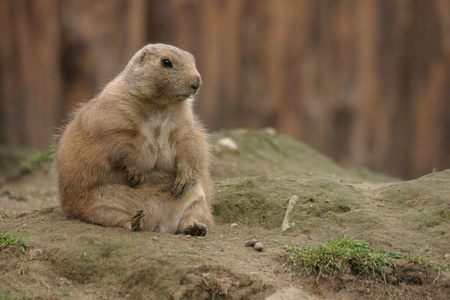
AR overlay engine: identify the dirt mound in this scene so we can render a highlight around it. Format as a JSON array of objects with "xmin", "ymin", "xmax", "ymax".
[
  {"xmin": 0, "ymin": 129, "xmax": 449, "ymax": 299},
  {"xmin": 1, "ymin": 208, "xmax": 275, "ymax": 299},
  {"xmin": 211, "ymin": 129, "xmax": 394, "ymax": 182},
  {"xmin": 213, "ymin": 170, "xmax": 450, "ymax": 262}
]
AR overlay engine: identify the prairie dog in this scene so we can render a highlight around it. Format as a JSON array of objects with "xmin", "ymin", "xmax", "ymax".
[{"xmin": 55, "ymin": 44, "xmax": 213, "ymax": 235}]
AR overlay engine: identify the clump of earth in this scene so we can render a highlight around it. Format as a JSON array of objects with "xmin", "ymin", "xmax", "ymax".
[{"xmin": 1, "ymin": 129, "xmax": 449, "ymax": 299}]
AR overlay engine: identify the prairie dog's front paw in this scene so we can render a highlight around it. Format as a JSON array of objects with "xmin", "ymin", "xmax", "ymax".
[
  {"xmin": 126, "ymin": 167, "xmax": 145, "ymax": 187},
  {"xmin": 171, "ymin": 173, "xmax": 193, "ymax": 198}
]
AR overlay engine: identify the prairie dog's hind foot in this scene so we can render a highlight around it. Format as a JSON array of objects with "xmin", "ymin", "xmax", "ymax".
[
  {"xmin": 131, "ymin": 209, "xmax": 145, "ymax": 231},
  {"xmin": 180, "ymin": 221, "xmax": 208, "ymax": 236}
]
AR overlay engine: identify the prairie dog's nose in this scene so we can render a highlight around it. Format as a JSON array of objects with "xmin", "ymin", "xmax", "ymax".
[{"xmin": 191, "ymin": 75, "xmax": 202, "ymax": 91}]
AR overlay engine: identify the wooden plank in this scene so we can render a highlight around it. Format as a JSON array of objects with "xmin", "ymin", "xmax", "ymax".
[{"xmin": 0, "ymin": 0, "xmax": 448, "ymax": 179}]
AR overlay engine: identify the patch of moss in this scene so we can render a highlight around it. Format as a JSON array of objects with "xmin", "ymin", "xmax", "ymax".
[
  {"xmin": 0, "ymin": 293, "xmax": 26, "ymax": 300},
  {"xmin": 211, "ymin": 129, "xmax": 395, "ymax": 182},
  {"xmin": 213, "ymin": 174, "xmax": 363, "ymax": 229},
  {"xmin": 376, "ymin": 170, "xmax": 450, "ymax": 230},
  {"xmin": 420, "ymin": 209, "xmax": 450, "ymax": 228}
]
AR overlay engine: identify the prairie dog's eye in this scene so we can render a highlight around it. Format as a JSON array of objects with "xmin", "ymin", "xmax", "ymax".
[{"xmin": 161, "ymin": 58, "xmax": 173, "ymax": 68}]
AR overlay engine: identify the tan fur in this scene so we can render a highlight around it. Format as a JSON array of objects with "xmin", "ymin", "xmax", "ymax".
[{"xmin": 55, "ymin": 44, "xmax": 213, "ymax": 235}]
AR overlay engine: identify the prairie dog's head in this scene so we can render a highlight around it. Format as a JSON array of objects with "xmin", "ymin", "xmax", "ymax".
[{"xmin": 123, "ymin": 44, "xmax": 202, "ymax": 104}]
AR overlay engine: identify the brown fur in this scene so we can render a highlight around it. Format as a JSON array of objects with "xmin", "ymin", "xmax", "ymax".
[{"xmin": 55, "ymin": 44, "xmax": 213, "ymax": 235}]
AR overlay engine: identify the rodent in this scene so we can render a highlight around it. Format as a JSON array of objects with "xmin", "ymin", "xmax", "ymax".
[{"xmin": 55, "ymin": 43, "xmax": 213, "ymax": 235}]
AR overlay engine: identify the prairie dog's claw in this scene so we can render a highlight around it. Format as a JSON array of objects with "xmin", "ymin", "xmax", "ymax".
[
  {"xmin": 131, "ymin": 209, "xmax": 145, "ymax": 231},
  {"xmin": 127, "ymin": 168, "xmax": 144, "ymax": 187},
  {"xmin": 171, "ymin": 179, "xmax": 187, "ymax": 198},
  {"xmin": 171, "ymin": 175, "xmax": 191, "ymax": 199}
]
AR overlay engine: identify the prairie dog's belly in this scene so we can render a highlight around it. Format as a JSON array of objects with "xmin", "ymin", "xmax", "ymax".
[{"xmin": 138, "ymin": 117, "xmax": 177, "ymax": 172}]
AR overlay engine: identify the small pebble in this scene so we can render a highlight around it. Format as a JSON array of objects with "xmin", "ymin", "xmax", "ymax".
[
  {"xmin": 230, "ymin": 223, "xmax": 238, "ymax": 228},
  {"xmin": 216, "ymin": 137, "xmax": 238, "ymax": 152},
  {"xmin": 254, "ymin": 242, "xmax": 264, "ymax": 252},
  {"xmin": 326, "ymin": 199, "xmax": 330, "ymax": 203},
  {"xmin": 444, "ymin": 253, "xmax": 449, "ymax": 259},
  {"xmin": 264, "ymin": 127, "xmax": 277, "ymax": 135},
  {"xmin": 30, "ymin": 249, "xmax": 43, "ymax": 258},
  {"xmin": 245, "ymin": 240, "xmax": 258, "ymax": 247},
  {"xmin": 309, "ymin": 204, "xmax": 313, "ymax": 208},
  {"xmin": 319, "ymin": 212, "xmax": 328, "ymax": 219}
]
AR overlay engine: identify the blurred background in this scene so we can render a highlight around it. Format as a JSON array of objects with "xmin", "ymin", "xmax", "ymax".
[{"xmin": 0, "ymin": 0, "xmax": 449, "ymax": 179}]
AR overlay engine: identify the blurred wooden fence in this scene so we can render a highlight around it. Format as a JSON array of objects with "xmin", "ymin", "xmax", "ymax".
[{"xmin": 0, "ymin": 0, "xmax": 449, "ymax": 179}]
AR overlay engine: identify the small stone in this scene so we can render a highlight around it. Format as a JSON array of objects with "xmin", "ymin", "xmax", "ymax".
[
  {"xmin": 309, "ymin": 204, "xmax": 313, "ymax": 208},
  {"xmin": 254, "ymin": 242, "xmax": 264, "ymax": 252},
  {"xmin": 444, "ymin": 253, "xmax": 450, "ymax": 259},
  {"xmin": 266, "ymin": 288, "xmax": 314, "ymax": 300},
  {"xmin": 264, "ymin": 127, "xmax": 277, "ymax": 135},
  {"xmin": 326, "ymin": 199, "xmax": 330, "ymax": 203},
  {"xmin": 319, "ymin": 212, "xmax": 328, "ymax": 219},
  {"xmin": 245, "ymin": 240, "xmax": 258, "ymax": 247},
  {"xmin": 152, "ymin": 236, "xmax": 158, "ymax": 241},
  {"xmin": 230, "ymin": 223, "xmax": 238, "ymax": 228},
  {"xmin": 30, "ymin": 249, "xmax": 43, "ymax": 259},
  {"xmin": 215, "ymin": 137, "xmax": 238, "ymax": 153}
]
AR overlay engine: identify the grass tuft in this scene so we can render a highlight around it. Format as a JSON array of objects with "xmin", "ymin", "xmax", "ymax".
[
  {"xmin": 405, "ymin": 253, "xmax": 449, "ymax": 271},
  {"xmin": 0, "ymin": 293, "xmax": 26, "ymax": 300},
  {"xmin": 0, "ymin": 230, "xmax": 27, "ymax": 254},
  {"xmin": 284, "ymin": 236, "xmax": 405, "ymax": 283},
  {"xmin": 19, "ymin": 148, "xmax": 55, "ymax": 174},
  {"xmin": 285, "ymin": 237, "xmax": 449, "ymax": 283}
]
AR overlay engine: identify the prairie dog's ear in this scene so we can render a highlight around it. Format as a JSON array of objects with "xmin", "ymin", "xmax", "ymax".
[{"xmin": 138, "ymin": 50, "xmax": 148, "ymax": 65}]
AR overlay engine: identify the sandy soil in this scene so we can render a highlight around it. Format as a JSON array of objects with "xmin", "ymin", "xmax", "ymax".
[{"xmin": 0, "ymin": 129, "xmax": 449, "ymax": 299}]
